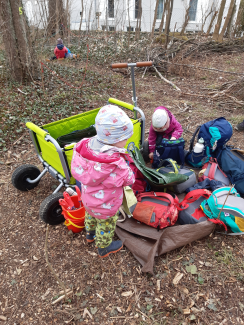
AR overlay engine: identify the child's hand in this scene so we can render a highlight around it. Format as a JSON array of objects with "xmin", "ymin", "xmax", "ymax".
[
  {"xmin": 170, "ymin": 137, "xmax": 176, "ymax": 140},
  {"xmin": 149, "ymin": 152, "xmax": 154, "ymax": 159}
]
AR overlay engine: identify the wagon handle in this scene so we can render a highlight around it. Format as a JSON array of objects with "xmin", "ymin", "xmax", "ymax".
[
  {"xmin": 26, "ymin": 122, "xmax": 48, "ymax": 139},
  {"xmin": 111, "ymin": 61, "xmax": 153, "ymax": 69}
]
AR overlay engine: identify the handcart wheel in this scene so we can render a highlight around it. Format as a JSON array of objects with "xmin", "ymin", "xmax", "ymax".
[
  {"xmin": 142, "ymin": 140, "xmax": 150, "ymax": 163},
  {"xmin": 11, "ymin": 164, "xmax": 41, "ymax": 191},
  {"xmin": 39, "ymin": 193, "xmax": 64, "ymax": 225}
]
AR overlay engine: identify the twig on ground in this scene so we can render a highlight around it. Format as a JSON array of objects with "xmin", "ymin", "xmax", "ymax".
[
  {"xmin": 142, "ymin": 67, "xmax": 148, "ymax": 78},
  {"xmin": 17, "ymin": 88, "xmax": 28, "ymax": 95},
  {"xmin": 45, "ymin": 224, "xmax": 68, "ymax": 301},
  {"xmin": 83, "ymin": 308, "xmax": 93, "ymax": 319},
  {"xmin": 153, "ymin": 66, "xmax": 181, "ymax": 91},
  {"xmin": 51, "ymin": 291, "xmax": 73, "ymax": 305}
]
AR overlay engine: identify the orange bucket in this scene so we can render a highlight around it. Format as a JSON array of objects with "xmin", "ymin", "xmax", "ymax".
[
  {"xmin": 62, "ymin": 195, "xmax": 85, "ymax": 233},
  {"xmin": 64, "ymin": 218, "xmax": 85, "ymax": 233}
]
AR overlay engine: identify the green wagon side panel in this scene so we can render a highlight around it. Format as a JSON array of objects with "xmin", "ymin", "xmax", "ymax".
[
  {"xmin": 33, "ymin": 107, "xmax": 141, "ymax": 185},
  {"xmin": 42, "ymin": 108, "xmax": 100, "ymax": 139}
]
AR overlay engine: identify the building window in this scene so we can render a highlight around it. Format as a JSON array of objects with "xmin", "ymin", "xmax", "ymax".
[
  {"xmin": 109, "ymin": 26, "xmax": 115, "ymax": 31},
  {"xmin": 157, "ymin": 0, "xmax": 164, "ymax": 19},
  {"xmin": 135, "ymin": 0, "xmax": 139, "ymax": 19},
  {"xmin": 189, "ymin": 0, "xmax": 198, "ymax": 21},
  {"xmin": 127, "ymin": 26, "xmax": 134, "ymax": 31},
  {"xmin": 108, "ymin": 0, "xmax": 114, "ymax": 18}
]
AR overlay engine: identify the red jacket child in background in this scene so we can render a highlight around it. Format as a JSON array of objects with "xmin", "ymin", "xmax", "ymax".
[{"xmin": 54, "ymin": 38, "xmax": 68, "ymax": 59}]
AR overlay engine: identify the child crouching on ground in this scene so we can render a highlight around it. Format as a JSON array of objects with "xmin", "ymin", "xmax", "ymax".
[
  {"xmin": 51, "ymin": 38, "xmax": 77, "ymax": 60},
  {"xmin": 71, "ymin": 105, "xmax": 135, "ymax": 258},
  {"xmin": 148, "ymin": 106, "xmax": 183, "ymax": 160}
]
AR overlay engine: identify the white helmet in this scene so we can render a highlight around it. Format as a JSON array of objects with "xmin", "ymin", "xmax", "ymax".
[{"xmin": 152, "ymin": 109, "xmax": 168, "ymax": 128}]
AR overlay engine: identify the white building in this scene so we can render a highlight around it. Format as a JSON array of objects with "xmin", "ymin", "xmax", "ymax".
[{"xmin": 23, "ymin": 0, "xmax": 241, "ymax": 34}]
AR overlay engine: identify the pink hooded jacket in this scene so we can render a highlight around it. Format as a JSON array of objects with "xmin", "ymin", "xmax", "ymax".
[
  {"xmin": 148, "ymin": 106, "xmax": 183, "ymax": 153},
  {"xmin": 71, "ymin": 138, "xmax": 135, "ymax": 219}
]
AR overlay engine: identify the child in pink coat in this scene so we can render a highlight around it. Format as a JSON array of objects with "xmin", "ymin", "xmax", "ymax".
[
  {"xmin": 71, "ymin": 105, "xmax": 135, "ymax": 258},
  {"xmin": 148, "ymin": 106, "xmax": 183, "ymax": 160}
]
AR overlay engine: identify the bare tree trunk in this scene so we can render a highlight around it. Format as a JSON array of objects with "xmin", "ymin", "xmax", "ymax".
[
  {"xmin": 180, "ymin": 6, "xmax": 190, "ymax": 35},
  {"xmin": 56, "ymin": 0, "xmax": 59, "ymax": 36},
  {"xmin": 87, "ymin": 1, "xmax": 93, "ymax": 33},
  {"xmin": 0, "ymin": 0, "xmax": 38, "ymax": 82},
  {"xmin": 135, "ymin": 0, "xmax": 142, "ymax": 40},
  {"xmin": 218, "ymin": 0, "xmax": 235, "ymax": 41},
  {"xmin": 158, "ymin": 0, "xmax": 167, "ymax": 34},
  {"xmin": 226, "ymin": 2, "xmax": 236, "ymax": 37},
  {"xmin": 78, "ymin": 0, "xmax": 84, "ymax": 34},
  {"xmin": 164, "ymin": 0, "xmax": 173, "ymax": 48},
  {"xmin": 47, "ymin": 0, "xmax": 67, "ymax": 37},
  {"xmin": 206, "ymin": 10, "xmax": 218, "ymax": 36},
  {"xmin": 127, "ymin": 0, "xmax": 131, "ymax": 47},
  {"xmin": 213, "ymin": 0, "xmax": 226, "ymax": 41},
  {"xmin": 201, "ymin": 5, "xmax": 214, "ymax": 33},
  {"xmin": 234, "ymin": 0, "xmax": 244, "ymax": 36},
  {"xmin": 151, "ymin": 0, "xmax": 160, "ymax": 40}
]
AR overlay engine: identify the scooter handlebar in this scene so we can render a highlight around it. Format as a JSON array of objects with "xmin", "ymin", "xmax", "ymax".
[
  {"xmin": 136, "ymin": 61, "xmax": 153, "ymax": 67},
  {"xmin": 111, "ymin": 63, "xmax": 128, "ymax": 68},
  {"xmin": 111, "ymin": 61, "xmax": 153, "ymax": 69}
]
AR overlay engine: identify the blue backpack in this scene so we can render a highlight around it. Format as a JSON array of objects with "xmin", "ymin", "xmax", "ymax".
[
  {"xmin": 216, "ymin": 146, "xmax": 244, "ymax": 197},
  {"xmin": 152, "ymin": 138, "xmax": 185, "ymax": 169},
  {"xmin": 186, "ymin": 117, "xmax": 233, "ymax": 168}
]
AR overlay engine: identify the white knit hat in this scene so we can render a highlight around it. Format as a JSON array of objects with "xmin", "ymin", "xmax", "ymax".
[{"xmin": 152, "ymin": 109, "xmax": 168, "ymax": 128}]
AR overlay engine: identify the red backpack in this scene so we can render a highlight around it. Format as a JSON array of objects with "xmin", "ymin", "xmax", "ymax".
[
  {"xmin": 177, "ymin": 189, "xmax": 212, "ymax": 225},
  {"xmin": 131, "ymin": 192, "xmax": 179, "ymax": 230},
  {"xmin": 198, "ymin": 157, "xmax": 229, "ymax": 186}
]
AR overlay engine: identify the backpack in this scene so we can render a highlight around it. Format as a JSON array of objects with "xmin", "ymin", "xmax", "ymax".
[
  {"xmin": 198, "ymin": 157, "xmax": 230, "ymax": 186},
  {"xmin": 157, "ymin": 159, "xmax": 197, "ymax": 194},
  {"xmin": 131, "ymin": 192, "xmax": 179, "ymax": 230},
  {"xmin": 152, "ymin": 138, "xmax": 185, "ymax": 169},
  {"xmin": 200, "ymin": 187, "xmax": 244, "ymax": 234},
  {"xmin": 216, "ymin": 146, "xmax": 244, "ymax": 197},
  {"xmin": 186, "ymin": 118, "xmax": 233, "ymax": 168},
  {"xmin": 177, "ymin": 189, "xmax": 212, "ymax": 225}
]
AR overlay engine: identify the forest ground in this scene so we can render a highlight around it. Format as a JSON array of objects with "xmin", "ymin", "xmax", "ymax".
[{"xmin": 0, "ymin": 36, "xmax": 244, "ymax": 325}]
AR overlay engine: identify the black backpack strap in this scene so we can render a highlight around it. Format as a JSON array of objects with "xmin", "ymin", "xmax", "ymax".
[{"xmin": 189, "ymin": 125, "xmax": 201, "ymax": 152}]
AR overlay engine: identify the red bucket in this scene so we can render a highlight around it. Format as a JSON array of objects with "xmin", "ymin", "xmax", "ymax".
[{"xmin": 62, "ymin": 195, "xmax": 85, "ymax": 233}]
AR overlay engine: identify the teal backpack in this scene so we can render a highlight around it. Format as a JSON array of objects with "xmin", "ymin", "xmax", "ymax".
[{"xmin": 200, "ymin": 187, "xmax": 244, "ymax": 234}]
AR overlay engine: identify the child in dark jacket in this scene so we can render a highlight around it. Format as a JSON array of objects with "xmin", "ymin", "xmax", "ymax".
[{"xmin": 148, "ymin": 106, "xmax": 183, "ymax": 160}]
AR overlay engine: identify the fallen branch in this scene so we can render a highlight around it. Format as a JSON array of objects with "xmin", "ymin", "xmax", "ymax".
[
  {"xmin": 153, "ymin": 66, "xmax": 181, "ymax": 91},
  {"xmin": 160, "ymin": 60, "xmax": 244, "ymax": 76},
  {"xmin": 45, "ymin": 224, "xmax": 68, "ymax": 301}
]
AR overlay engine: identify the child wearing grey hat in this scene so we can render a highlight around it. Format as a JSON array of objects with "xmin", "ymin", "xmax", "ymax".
[{"xmin": 71, "ymin": 105, "xmax": 135, "ymax": 258}]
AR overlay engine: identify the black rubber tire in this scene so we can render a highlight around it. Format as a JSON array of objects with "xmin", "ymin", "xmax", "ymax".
[
  {"xmin": 39, "ymin": 193, "xmax": 65, "ymax": 225},
  {"xmin": 11, "ymin": 164, "xmax": 41, "ymax": 191},
  {"xmin": 142, "ymin": 140, "xmax": 150, "ymax": 163}
]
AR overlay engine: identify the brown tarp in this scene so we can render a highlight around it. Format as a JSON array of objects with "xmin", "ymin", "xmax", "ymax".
[{"xmin": 116, "ymin": 218, "xmax": 215, "ymax": 274}]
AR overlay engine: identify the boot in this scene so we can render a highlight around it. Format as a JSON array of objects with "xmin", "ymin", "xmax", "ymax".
[
  {"xmin": 236, "ymin": 120, "xmax": 244, "ymax": 131},
  {"xmin": 86, "ymin": 230, "xmax": 95, "ymax": 243},
  {"xmin": 98, "ymin": 240, "xmax": 123, "ymax": 258}
]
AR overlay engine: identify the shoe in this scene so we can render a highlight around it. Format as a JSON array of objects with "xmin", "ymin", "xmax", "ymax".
[
  {"xmin": 86, "ymin": 230, "xmax": 95, "ymax": 243},
  {"xmin": 236, "ymin": 120, "xmax": 244, "ymax": 131},
  {"xmin": 98, "ymin": 240, "xmax": 123, "ymax": 258}
]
